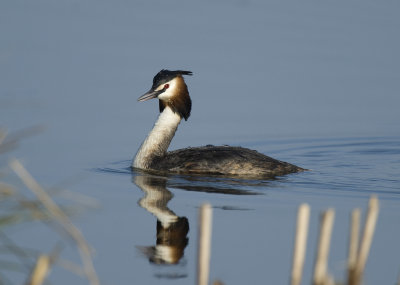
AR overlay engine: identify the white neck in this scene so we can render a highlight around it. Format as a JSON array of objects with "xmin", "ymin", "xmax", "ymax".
[{"xmin": 133, "ymin": 107, "xmax": 182, "ymax": 169}]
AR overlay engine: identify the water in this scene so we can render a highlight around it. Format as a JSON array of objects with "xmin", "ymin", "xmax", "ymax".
[
  {"xmin": 1, "ymin": 0, "xmax": 400, "ymax": 284},
  {"xmin": 93, "ymin": 136, "xmax": 400, "ymax": 285}
]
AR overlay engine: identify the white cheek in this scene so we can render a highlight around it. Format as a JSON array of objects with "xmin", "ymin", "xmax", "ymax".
[
  {"xmin": 158, "ymin": 89, "xmax": 173, "ymax": 100},
  {"xmin": 158, "ymin": 78, "xmax": 178, "ymax": 100}
]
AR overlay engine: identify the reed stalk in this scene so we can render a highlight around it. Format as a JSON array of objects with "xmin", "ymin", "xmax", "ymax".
[
  {"xmin": 196, "ymin": 203, "xmax": 213, "ymax": 285},
  {"xmin": 290, "ymin": 203, "xmax": 310, "ymax": 285},
  {"xmin": 313, "ymin": 209, "xmax": 335, "ymax": 285},
  {"xmin": 347, "ymin": 209, "xmax": 361, "ymax": 274},
  {"xmin": 348, "ymin": 196, "xmax": 379, "ymax": 285}
]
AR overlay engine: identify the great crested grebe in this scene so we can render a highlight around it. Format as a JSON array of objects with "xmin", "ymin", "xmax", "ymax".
[{"xmin": 133, "ymin": 69, "xmax": 304, "ymax": 178}]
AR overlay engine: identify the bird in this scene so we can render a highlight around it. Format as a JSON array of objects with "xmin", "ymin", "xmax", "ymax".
[{"xmin": 132, "ymin": 69, "xmax": 304, "ymax": 179}]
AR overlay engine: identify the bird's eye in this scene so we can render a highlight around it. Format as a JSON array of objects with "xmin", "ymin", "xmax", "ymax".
[{"xmin": 164, "ymin": 84, "xmax": 169, "ymax": 89}]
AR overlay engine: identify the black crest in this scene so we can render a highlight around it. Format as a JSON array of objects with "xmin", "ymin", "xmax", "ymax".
[{"xmin": 152, "ymin": 69, "xmax": 192, "ymax": 89}]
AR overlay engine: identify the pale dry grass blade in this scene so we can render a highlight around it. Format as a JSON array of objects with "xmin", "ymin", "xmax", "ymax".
[
  {"xmin": 26, "ymin": 245, "xmax": 60, "ymax": 285},
  {"xmin": 0, "ymin": 182, "xmax": 16, "ymax": 197},
  {"xmin": 26, "ymin": 255, "xmax": 51, "ymax": 285},
  {"xmin": 10, "ymin": 159, "xmax": 99, "ymax": 285},
  {"xmin": 350, "ymin": 196, "xmax": 379, "ymax": 285},
  {"xmin": 0, "ymin": 127, "xmax": 44, "ymax": 154},
  {"xmin": 56, "ymin": 259, "xmax": 86, "ymax": 277}
]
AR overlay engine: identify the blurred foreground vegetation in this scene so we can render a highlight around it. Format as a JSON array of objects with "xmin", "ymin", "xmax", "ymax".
[{"xmin": 0, "ymin": 128, "xmax": 99, "ymax": 285}]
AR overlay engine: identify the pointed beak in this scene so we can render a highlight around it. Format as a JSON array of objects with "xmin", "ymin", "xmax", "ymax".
[{"xmin": 137, "ymin": 89, "xmax": 164, "ymax": 102}]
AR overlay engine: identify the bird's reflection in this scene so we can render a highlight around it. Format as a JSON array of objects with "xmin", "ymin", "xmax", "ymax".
[
  {"xmin": 95, "ymin": 162, "xmax": 273, "ymax": 279},
  {"xmin": 132, "ymin": 171, "xmax": 263, "ymax": 266},
  {"xmin": 134, "ymin": 174, "xmax": 189, "ymax": 265}
]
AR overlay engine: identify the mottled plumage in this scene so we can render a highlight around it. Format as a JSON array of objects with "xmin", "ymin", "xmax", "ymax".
[{"xmin": 150, "ymin": 145, "xmax": 303, "ymax": 179}]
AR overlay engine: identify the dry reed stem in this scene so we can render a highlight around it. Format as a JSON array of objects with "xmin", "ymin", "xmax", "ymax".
[
  {"xmin": 0, "ymin": 182, "xmax": 16, "ymax": 196},
  {"xmin": 26, "ymin": 255, "xmax": 51, "ymax": 285},
  {"xmin": 196, "ymin": 203, "xmax": 213, "ymax": 285},
  {"xmin": 347, "ymin": 209, "xmax": 361, "ymax": 271},
  {"xmin": 26, "ymin": 245, "xmax": 60, "ymax": 285},
  {"xmin": 0, "ymin": 231, "xmax": 34, "ymax": 271},
  {"xmin": 313, "ymin": 209, "xmax": 335, "ymax": 285},
  {"xmin": 290, "ymin": 203, "xmax": 310, "ymax": 285},
  {"xmin": 0, "ymin": 127, "xmax": 44, "ymax": 154},
  {"xmin": 56, "ymin": 259, "xmax": 86, "ymax": 277},
  {"xmin": 325, "ymin": 273, "xmax": 335, "ymax": 285},
  {"xmin": 350, "ymin": 196, "xmax": 379, "ymax": 285},
  {"xmin": 10, "ymin": 159, "xmax": 100, "ymax": 285}
]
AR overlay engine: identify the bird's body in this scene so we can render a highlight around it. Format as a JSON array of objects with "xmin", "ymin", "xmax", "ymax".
[
  {"xmin": 149, "ymin": 145, "xmax": 302, "ymax": 178},
  {"xmin": 133, "ymin": 69, "xmax": 304, "ymax": 179}
]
